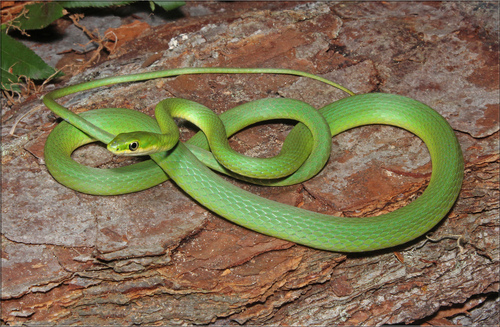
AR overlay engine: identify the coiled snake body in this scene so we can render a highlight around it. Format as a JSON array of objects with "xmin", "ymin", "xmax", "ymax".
[{"xmin": 42, "ymin": 68, "xmax": 463, "ymax": 252}]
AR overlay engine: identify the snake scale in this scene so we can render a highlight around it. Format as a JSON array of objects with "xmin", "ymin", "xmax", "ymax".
[{"xmin": 42, "ymin": 68, "xmax": 463, "ymax": 252}]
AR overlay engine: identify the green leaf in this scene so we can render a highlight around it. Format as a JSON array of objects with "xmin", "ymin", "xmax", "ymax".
[
  {"xmin": 10, "ymin": 2, "xmax": 65, "ymax": 31},
  {"xmin": 58, "ymin": 1, "xmax": 136, "ymax": 8},
  {"xmin": 153, "ymin": 1, "xmax": 185, "ymax": 11},
  {"xmin": 1, "ymin": 33, "xmax": 61, "ymax": 83},
  {"xmin": 1, "ymin": 66, "xmax": 21, "ymax": 92}
]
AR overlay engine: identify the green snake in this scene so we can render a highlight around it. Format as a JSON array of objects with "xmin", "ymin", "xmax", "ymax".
[{"xmin": 42, "ymin": 67, "xmax": 463, "ymax": 252}]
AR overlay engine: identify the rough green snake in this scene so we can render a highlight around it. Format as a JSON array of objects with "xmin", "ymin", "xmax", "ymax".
[{"xmin": 42, "ymin": 67, "xmax": 463, "ymax": 252}]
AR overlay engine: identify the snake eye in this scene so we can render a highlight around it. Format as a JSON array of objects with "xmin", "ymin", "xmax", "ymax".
[{"xmin": 129, "ymin": 141, "xmax": 139, "ymax": 151}]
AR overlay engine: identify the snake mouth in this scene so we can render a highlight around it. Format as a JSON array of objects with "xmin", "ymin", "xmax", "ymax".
[{"xmin": 106, "ymin": 137, "xmax": 134, "ymax": 156}]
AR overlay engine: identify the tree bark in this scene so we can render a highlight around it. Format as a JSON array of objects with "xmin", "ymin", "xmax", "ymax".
[{"xmin": 2, "ymin": 1, "xmax": 498, "ymax": 325}]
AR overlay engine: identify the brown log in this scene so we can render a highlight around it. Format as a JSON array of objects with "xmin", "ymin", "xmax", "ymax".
[{"xmin": 2, "ymin": 1, "xmax": 498, "ymax": 325}]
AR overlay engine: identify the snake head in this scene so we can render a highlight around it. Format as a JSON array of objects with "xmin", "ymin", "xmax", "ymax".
[{"xmin": 107, "ymin": 131, "xmax": 177, "ymax": 156}]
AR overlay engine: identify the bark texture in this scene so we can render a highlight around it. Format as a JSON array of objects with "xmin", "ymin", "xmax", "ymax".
[{"xmin": 2, "ymin": 2, "xmax": 498, "ymax": 325}]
